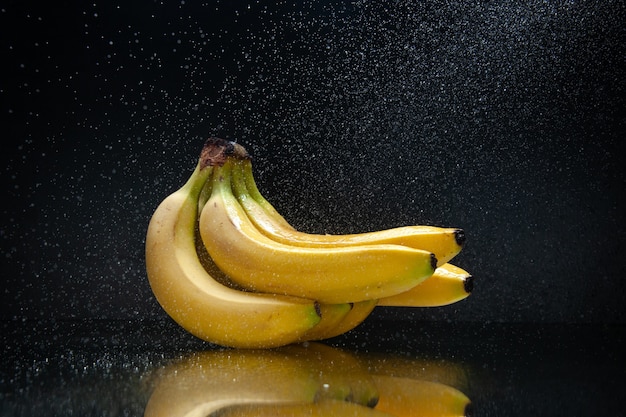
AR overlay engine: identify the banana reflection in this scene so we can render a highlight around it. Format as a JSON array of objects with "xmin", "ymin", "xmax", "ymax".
[{"xmin": 144, "ymin": 342, "xmax": 471, "ymax": 417}]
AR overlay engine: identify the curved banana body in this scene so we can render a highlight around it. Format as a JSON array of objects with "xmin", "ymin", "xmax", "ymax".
[
  {"xmin": 145, "ymin": 160, "xmax": 321, "ymax": 349},
  {"xmin": 233, "ymin": 160, "xmax": 465, "ymax": 267},
  {"xmin": 378, "ymin": 263, "xmax": 473, "ymax": 307},
  {"xmin": 200, "ymin": 160, "xmax": 437, "ymax": 304}
]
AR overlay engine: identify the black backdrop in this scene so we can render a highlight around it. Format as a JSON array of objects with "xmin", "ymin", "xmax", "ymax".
[{"xmin": 2, "ymin": 0, "xmax": 625, "ymax": 324}]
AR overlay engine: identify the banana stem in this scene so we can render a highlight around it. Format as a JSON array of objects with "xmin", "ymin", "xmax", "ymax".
[{"xmin": 200, "ymin": 137, "xmax": 250, "ymax": 168}]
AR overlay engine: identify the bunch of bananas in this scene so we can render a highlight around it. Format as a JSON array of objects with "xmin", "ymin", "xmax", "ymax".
[{"xmin": 145, "ymin": 138, "xmax": 472, "ymax": 348}]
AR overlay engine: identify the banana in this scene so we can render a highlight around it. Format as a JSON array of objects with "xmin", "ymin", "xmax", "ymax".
[
  {"xmin": 232, "ymin": 159, "xmax": 465, "ymax": 266},
  {"xmin": 371, "ymin": 375, "xmax": 472, "ymax": 417},
  {"xmin": 378, "ymin": 263, "xmax": 474, "ymax": 307},
  {"xmin": 200, "ymin": 157, "xmax": 437, "ymax": 304},
  {"xmin": 145, "ymin": 139, "xmax": 322, "ymax": 348},
  {"xmin": 216, "ymin": 400, "xmax": 395, "ymax": 417}
]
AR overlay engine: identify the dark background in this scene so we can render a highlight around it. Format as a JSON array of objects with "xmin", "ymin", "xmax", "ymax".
[{"xmin": 2, "ymin": 0, "xmax": 625, "ymax": 325}]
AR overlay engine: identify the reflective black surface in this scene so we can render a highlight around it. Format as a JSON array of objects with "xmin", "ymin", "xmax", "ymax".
[{"xmin": 2, "ymin": 318, "xmax": 624, "ymax": 416}]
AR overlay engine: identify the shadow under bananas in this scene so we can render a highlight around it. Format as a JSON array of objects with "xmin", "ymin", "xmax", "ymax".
[{"xmin": 143, "ymin": 342, "xmax": 472, "ymax": 417}]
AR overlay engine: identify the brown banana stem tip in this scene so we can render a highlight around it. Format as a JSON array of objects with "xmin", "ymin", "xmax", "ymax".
[
  {"xmin": 200, "ymin": 137, "xmax": 251, "ymax": 168},
  {"xmin": 314, "ymin": 301, "xmax": 322, "ymax": 318}
]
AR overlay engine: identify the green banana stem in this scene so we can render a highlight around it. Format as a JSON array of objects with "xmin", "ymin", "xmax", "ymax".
[{"xmin": 241, "ymin": 159, "xmax": 266, "ymax": 203}]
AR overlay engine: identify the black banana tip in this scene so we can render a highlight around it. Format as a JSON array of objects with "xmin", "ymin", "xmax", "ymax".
[
  {"xmin": 464, "ymin": 275, "xmax": 474, "ymax": 294},
  {"xmin": 464, "ymin": 401, "xmax": 474, "ymax": 416},
  {"xmin": 430, "ymin": 253, "xmax": 438, "ymax": 271},
  {"xmin": 454, "ymin": 229, "xmax": 466, "ymax": 246}
]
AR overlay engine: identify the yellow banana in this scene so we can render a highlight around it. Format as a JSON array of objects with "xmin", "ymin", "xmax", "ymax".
[
  {"xmin": 216, "ymin": 400, "xmax": 395, "ymax": 417},
  {"xmin": 200, "ymin": 157, "xmax": 437, "ymax": 304},
  {"xmin": 233, "ymin": 159, "xmax": 465, "ymax": 267},
  {"xmin": 371, "ymin": 375, "xmax": 471, "ymax": 417},
  {"xmin": 378, "ymin": 263, "xmax": 473, "ymax": 307},
  {"xmin": 145, "ymin": 140, "xmax": 322, "ymax": 348}
]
